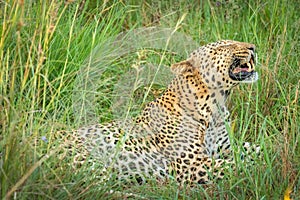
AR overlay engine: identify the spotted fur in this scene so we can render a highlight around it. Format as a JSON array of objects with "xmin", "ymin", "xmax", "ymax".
[{"xmin": 55, "ymin": 40, "xmax": 259, "ymax": 185}]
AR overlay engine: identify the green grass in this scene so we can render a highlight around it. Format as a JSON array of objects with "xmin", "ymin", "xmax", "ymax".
[{"xmin": 1, "ymin": 0, "xmax": 299, "ymax": 199}]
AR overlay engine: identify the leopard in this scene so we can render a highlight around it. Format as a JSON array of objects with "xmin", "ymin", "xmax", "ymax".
[{"xmin": 54, "ymin": 40, "xmax": 260, "ymax": 185}]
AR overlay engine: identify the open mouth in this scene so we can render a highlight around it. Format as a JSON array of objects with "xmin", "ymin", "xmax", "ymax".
[{"xmin": 229, "ymin": 53, "xmax": 258, "ymax": 82}]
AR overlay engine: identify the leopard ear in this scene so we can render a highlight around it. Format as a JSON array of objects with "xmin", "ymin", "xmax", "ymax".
[{"xmin": 170, "ymin": 60, "xmax": 195, "ymax": 75}]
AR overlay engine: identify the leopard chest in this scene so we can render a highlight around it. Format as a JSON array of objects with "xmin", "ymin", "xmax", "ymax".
[{"xmin": 204, "ymin": 105, "xmax": 231, "ymax": 158}]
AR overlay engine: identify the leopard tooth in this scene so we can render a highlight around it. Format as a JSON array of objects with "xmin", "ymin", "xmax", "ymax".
[
  {"xmin": 247, "ymin": 63, "xmax": 252, "ymax": 72},
  {"xmin": 250, "ymin": 59, "xmax": 255, "ymax": 70}
]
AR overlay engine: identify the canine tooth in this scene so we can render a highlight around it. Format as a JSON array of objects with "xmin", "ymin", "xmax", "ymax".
[
  {"xmin": 250, "ymin": 59, "xmax": 255, "ymax": 69},
  {"xmin": 247, "ymin": 63, "xmax": 253, "ymax": 72}
]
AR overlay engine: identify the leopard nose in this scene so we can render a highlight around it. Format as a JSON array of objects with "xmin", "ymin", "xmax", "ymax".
[
  {"xmin": 247, "ymin": 46, "xmax": 255, "ymax": 53},
  {"xmin": 247, "ymin": 45, "xmax": 256, "ymax": 63}
]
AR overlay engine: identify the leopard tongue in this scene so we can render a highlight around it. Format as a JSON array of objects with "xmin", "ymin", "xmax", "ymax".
[
  {"xmin": 232, "ymin": 63, "xmax": 253, "ymax": 73},
  {"xmin": 232, "ymin": 67, "xmax": 249, "ymax": 73}
]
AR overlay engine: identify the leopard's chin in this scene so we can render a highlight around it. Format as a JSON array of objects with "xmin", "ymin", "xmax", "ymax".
[
  {"xmin": 239, "ymin": 71, "xmax": 259, "ymax": 83},
  {"xmin": 229, "ymin": 69, "xmax": 258, "ymax": 83}
]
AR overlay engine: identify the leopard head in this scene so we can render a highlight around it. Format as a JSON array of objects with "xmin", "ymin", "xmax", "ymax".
[{"xmin": 177, "ymin": 40, "xmax": 258, "ymax": 89}]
